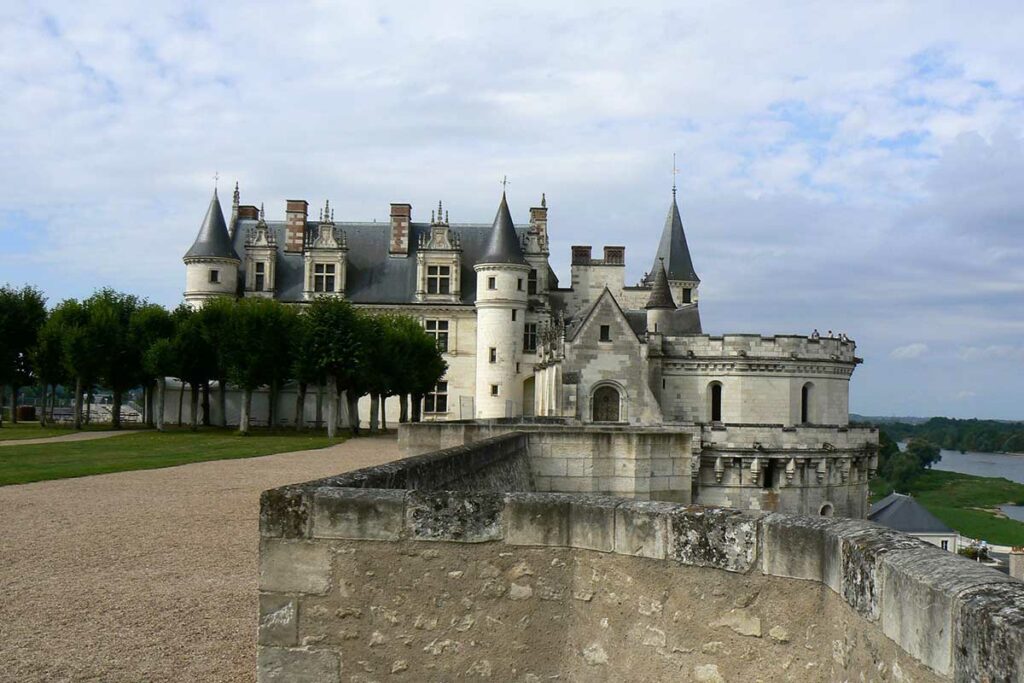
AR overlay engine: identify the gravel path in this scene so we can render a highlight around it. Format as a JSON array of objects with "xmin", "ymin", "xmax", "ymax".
[
  {"xmin": 0, "ymin": 430, "xmax": 133, "ymax": 447},
  {"xmin": 0, "ymin": 434, "xmax": 402, "ymax": 682}
]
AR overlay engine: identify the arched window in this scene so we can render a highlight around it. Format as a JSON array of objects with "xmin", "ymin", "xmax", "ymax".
[
  {"xmin": 592, "ymin": 385, "xmax": 621, "ymax": 422},
  {"xmin": 709, "ymin": 382, "xmax": 723, "ymax": 423},
  {"xmin": 801, "ymin": 382, "xmax": 814, "ymax": 425},
  {"xmin": 819, "ymin": 502, "xmax": 834, "ymax": 517}
]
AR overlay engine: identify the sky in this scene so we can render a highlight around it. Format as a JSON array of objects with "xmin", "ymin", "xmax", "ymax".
[{"xmin": 1, "ymin": 1, "xmax": 1022, "ymax": 419}]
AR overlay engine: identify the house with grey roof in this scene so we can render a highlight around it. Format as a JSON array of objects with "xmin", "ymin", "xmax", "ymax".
[
  {"xmin": 870, "ymin": 492, "xmax": 959, "ymax": 552},
  {"xmin": 179, "ymin": 181, "xmax": 878, "ymax": 518}
]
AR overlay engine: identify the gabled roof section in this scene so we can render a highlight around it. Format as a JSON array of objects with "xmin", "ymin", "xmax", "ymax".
[
  {"xmin": 478, "ymin": 193, "xmax": 528, "ymax": 266},
  {"xmin": 566, "ymin": 287, "xmax": 642, "ymax": 343},
  {"xmin": 645, "ymin": 259, "xmax": 676, "ymax": 310},
  {"xmin": 649, "ymin": 194, "xmax": 698, "ymax": 283},
  {"xmin": 184, "ymin": 190, "xmax": 240, "ymax": 261},
  {"xmin": 869, "ymin": 493, "xmax": 954, "ymax": 534}
]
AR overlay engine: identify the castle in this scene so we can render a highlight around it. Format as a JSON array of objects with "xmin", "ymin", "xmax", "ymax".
[{"xmin": 182, "ymin": 182, "xmax": 877, "ymax": 517}]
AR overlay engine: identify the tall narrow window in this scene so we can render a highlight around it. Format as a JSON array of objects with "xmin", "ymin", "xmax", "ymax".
[
  {"xmin": 801, "ymin": 383, "xmax": 813, "ymax": 424},
  {"xmin": 487, "ymin": 276, "xmax": 497, "ymax": 290},
  {"xmin": 527, "ymin": 269, "xmax": 538, "ymax": 295},
  {"xmin": 427, "ymin": 265, "xmax": 451, "ymax": 294},
  {"xmin": 209, "ymin": 269, "xmax": 220, "ymax": 284},
  {"xmin": 762, "ymin": 459, "xmax": 775, "ymax": 490},
  {"xmin": 599, "ymin": 325, "xmax": 611, "ymax": 342},
  {"xmin": 424, "ymin": 381, "xmax": 448, "ymax": 413},
  {"xmin": 517, "ymin": 278, "xmax": 523, "ymax": 291},
  {"xmin": 254, "ymin": 262, "xmax": 266, "ymax": 292},
  {"xmin": 710, "ymin": 383, "xmax": 722, "ymax": 422},
  {"xmin": 425, "ymin": 320, "xmax": 449, "ymax": 353},
  {"xmin": 511, "ymin": 309, "xmax": 517, "ymax": 321},
  {"xmin": 489, "ymin": 347, "xmax": 497, "ymax": 363},
  {"xmin": 682, "ymin": 288, "xmax": 692, "ymax": 304},
  {"xmin": 523, "ymin": 323, "xmax": 538, "ymax": 352},
  {"xmin": 314, "ymin": 263, "xmax": 336, "ymax": 292},
  {"xmin": 490, "ymin": 384, "xmax": 499, "ymax": 396}
]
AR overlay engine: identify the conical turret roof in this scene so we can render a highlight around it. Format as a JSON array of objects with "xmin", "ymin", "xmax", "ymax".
[
  {"xmin": 184, "ymin": 190, "xmax": 240, "ymax": 261},
  {"xmin": 645, "ymin": 259, "xmax": 676, "ymax": 309},
  {"xmin": 649, "ymin": 194, "xmax": 698, "ymax": 283},
  {"xmin": 478, "ymin": 193, "xmax": 528, "ymax": 266}
]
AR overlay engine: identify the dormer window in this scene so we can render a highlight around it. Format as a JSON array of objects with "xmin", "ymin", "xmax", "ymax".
[
  {"xmin": 682, "ymin": 287, "xmax": 692, "ymax": 304},
  {"xmin": 427, "ymin": 265, "xmax": 451, "ymax": 294},
  {"xmin": 528, "ymin": 269, "xmax": 538, "ymax": 295},
  {"xmin": 599, "ymin": 325, "xmax": 611, "ymax": 342},
  {"xmin": 254, "ymin": 262, "xmax": 266, "ymax": 292},
  {"xmin": 314, "ymin": 263, "xmax": 336, "ymax": 292},
  {"xmin": 487, "ymin": 276, "xmax": 497, "ymax": 290},
  {"xmin": 209, "ymin": 269, "xmax": 220, "ymax": 284}
]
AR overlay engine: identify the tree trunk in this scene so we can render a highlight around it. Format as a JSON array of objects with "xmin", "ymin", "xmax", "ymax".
[
  {"xmin": 294, "ymin": 382, "xmax": 307, "ymax": 432},
  {"xmin": 112, "ymin": 389, "xmax": 122, "ymax": 430},
  {"xmin": 411, "ymin": 393, "xmax": 422, "ymax": 422},
  {"xmin": 218, "ymin": 379, "xmax": 228, "ymax": 427},
  {"xmin": 315, "ymin": 384, "xmax": 323, "ymax": 431},
  {"xmin": 347, "ymin": 392, "xmax": 361, "ymax": 435},
  {"xmin": 380, "ymin": 394, "xmax": 387, "ymax": 431},
  {"xmin": 73, "ymin": 378, "xmax": 83, "ymax": 430},
  {"xmin": 201, "ymin": 381, "xmax": 211, "ymax": 427},
  {"xmin": 85, "ymin": 388, "xmax": 93, "ymax": 425},
  {"xmin": 49, "ymin": 386, "xmax": 56, "ymax": 425},
  {"xmin": 145, "ymin": 383, "xmax": 154, "ymax": 427},
  {"xmin": 268, "ymin": 380, "xmax": 278, "ymax": 429},
  {"xmin": 399, "ymin": 393, "xmax": 409, "ymax": 423},
  {"xmin": 155, "ymin": 378, "xmax": 166, "ymax": 432},
  {"xmin": 325, "ymin": 376, "xmax": 337, "ymax": 439},
  {"xmin": 0, "ymin": 383, "xmax": 4, "ymax": 428},
  {"xmin": 189, "ymin": 384, "xmax": 199, "ymax": 431},
  {"xmin": 10, "ymin": 385, "xmax": 18, "ymax": 424},
  {"xmin": 177, "ymin": 381, "xmax": 185, "ymax": 426},
  {"xmin": 39, "ymin": 385, "xmax": 48, "ymax": 427},
  {"xmin": 240, "ymin": 388, "xmax": 252, "ymax": 436},
  {"xmin": 369, "ymin": 393, "xmax": 379, "ymax": 432}
]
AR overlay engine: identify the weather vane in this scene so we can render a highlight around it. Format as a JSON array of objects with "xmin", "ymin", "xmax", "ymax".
[
  {"xmin": 672, "ymin": 153, "xmax": 678, "ymax": 198},
  {"xmin": 501, "ymin": 175, "xmax": 510, "ymax": 192},
  {"xmin": 213, "ymin": 171, "xmax": 220, "ymax": 191}
]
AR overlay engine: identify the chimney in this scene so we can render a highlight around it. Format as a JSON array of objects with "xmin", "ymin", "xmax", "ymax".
[
  {"xmin": 529, "ymin": 193, "xmax": 548, "ymax": 246},
  {"xmin": 603, "ymin": 246, "xmax": 625, "ymax": 265},
  {"xmin": 390, "ymin": 203, "xmax": 412, "ymax": 256},
  {"xmin": 238, "ymin": 205, "xmax": 259, "ymax": 221},
  {"xmin": 571, "ymin": 245, "xmax": 592, "ymax": 265},
  {"xmin": 284, "ymin": 200, "xmax": 308, "ymax": 252}
]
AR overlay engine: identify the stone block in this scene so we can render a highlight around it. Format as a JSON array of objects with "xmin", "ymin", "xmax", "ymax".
[
  {"xmin": 505, "ymin": 493, "xmax": 572, "ymax": 547},
  {"xmin": 954, "ymin": 580, "xmax": 1024, "ymax": 683},
  {"xmin": 532, "ymin": 457, "xmax": 568, "ymax": 477},
  {"xmin": 261, "ymin": 486, "xmax": 311, "ymax": 539},
  {"xmin": 881, "ymin": 547, "xmax": 1015, "ymax": 676},
  {"xmin": 405, "ymin": 490, "xmax": 504, "ymax": 542},
  {"xmin": 566, "ymin": 458, "xmax": 594, "ymax": 477},
  {"xmin": 257, "ymin": 646, "xmax": 341, "ymax": 683},
  {"xmin": 311, "ymin": 487, "xmax": 404, "ymax": 541},
  {"xmin": 569, "ymin": 496, "xmax": 620, "ymax": 552},
  {"xmin": 258, "ymin": 594, "xmax": 297, "ymax": 646},
  {"xmin": 760, "ymin": 514, "xmax": 865, "ymax": 592},
  {"xmin": 668, "ymin": 506, "xmax": 762, "ymax": 573},
  {"xmin": 838, "ymin": 524, "xmax": 932, "ymax": 621},
  {"xmin": 614, "ymin": 501, "xmax": 675, "ymax": 559},
  {"xmin": 259, "ymin": 539, "xmax": 332, "ymax": 595}
]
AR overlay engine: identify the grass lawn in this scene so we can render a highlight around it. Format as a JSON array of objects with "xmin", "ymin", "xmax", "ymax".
[
  {"xmin": 871, "ymin": 469, "xmax": 1024, "ymax": 546},
  {"xmin": 0, "ymin": 427, "xmax": 346, "ymax": 486},
  {"xmin": 0, "ymin": 422, "xmax": 150, "ymax": 441}
]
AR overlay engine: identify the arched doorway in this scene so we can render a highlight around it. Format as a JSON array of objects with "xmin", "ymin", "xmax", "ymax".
[
  {"xmin": 522, "ymin": 377, "xmax": 536, "ymax": 417},
  {"xmin": 592, "ymin": 385, "xmax": 621, "ymax": 422}
]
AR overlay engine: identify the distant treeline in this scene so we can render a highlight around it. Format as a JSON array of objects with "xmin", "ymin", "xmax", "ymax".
[{"xmin": 867, "ymin": 417, "xmax": 1024, "ymax": 455}]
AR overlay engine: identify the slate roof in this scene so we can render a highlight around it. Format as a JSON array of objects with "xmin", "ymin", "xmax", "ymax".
[
  {"xmin": 185, "ymin": 190, "xmax": 240, "ymax": 261},
  {"xmin": 648, "ymin": 195, "xmax": 699, "ymax": 283},
  {"xmin": 228, "ymin": 217, "xmax": 532, "ymax": 304},
  {"xmin": 645, "ymin": 259, "xmax": 676, "ymax": 309},
  {"xmin": 869, "ymin": 493, "xmax": 954, "ymax": 534},
  {"xmin": 479, "ymin": 193, "xmax": 529, "ymax": 266}
]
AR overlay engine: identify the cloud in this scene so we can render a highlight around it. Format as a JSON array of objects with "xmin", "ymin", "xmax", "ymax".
[
  {"xmin": 891, "ymin": 343, "xmax": 930, "ymax": 360},
  {"xmin": 959, "ymin": 345, "xmax": 1024, "ymax": 362}
]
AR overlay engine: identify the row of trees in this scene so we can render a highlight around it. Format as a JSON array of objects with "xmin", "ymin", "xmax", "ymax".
[
  {"xmin": 0, "ymin": 285, "xmax": 446, "ymax": 436},
  {"xmin": 876, "ymin": 430, "xmax": 942, "ymax": 491},
  {"xmin": 882, "ymin": 417, "xmax": 1024, "ymax": 455}
]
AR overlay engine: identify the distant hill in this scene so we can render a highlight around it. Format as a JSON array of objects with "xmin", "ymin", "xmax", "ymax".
[{"xmin": 850, "ymin": 414, "xmax": 930, "ymax": 425}]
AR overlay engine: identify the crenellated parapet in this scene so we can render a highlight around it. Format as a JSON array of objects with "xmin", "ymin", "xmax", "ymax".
[{"xmin": 665, "ymin": 334, "xmax": 859, "ymax": 364}]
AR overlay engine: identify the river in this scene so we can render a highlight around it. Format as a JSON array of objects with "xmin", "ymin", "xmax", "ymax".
[{"xmin": 929, "ymin": 448, "xmax": 1024, "ymax": 522}]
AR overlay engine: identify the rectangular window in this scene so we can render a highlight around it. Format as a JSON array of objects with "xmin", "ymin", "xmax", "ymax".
[
  {"xmin": 517, "ymin": 278, "xmax": 523, "ymax": 291},
  {"xmin": 511, "ymin": 309, "xmax": 517, "ymax": 321},
  {"xmin": 682, "ymin": 287, "xmax": 692, "ymax": 304},
  {"xmin": 254, "ymin": 262, "xmax": 266, "ymax": 292},
  {"xmin": 941, "ymin": 540, "xmax": 949, "ymax": 551},
  {"xmin": 425, "ymin": 319, "xmax": 449, "ymax": 353},
  {"xmin": 487, "ymin": 276, "xmax": 497, "ymax": 290},
  {"xmin": 424, "ymin": 381, "xmax": 448, "ymax": 413},
  {"xmin": 527, "ymin": 269, "xmax": 538, "ymax": 295},
  {"xmin": 599, "ymin": 324, "xmax": 611, "ymax": 342},
  {"xmin": 489, "ymin": 347, "xmax": 497, "ymax": 363},
  {"xmin": 314, "ymin": 263, "xmax": 336, "ymax": 292},
  {"xmin": 209, "ymin": 269, "xmax": 220, "ymax": 284},
  {"xmin": 490, "ymin": 384, "xmax": 499, "ymax": 396},
  {"xmin": 427, "ymin": 265, "xmax": 451, "ymax": 295},
  {"xmin": 523, "ymin": 323, "xmax": 538, "ymax": 352}
]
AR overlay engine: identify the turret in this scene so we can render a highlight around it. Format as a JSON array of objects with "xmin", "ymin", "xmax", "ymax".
[
  {"xmin": 647, "ymin": 190, "xmax": 700, "ymax": 305},
  {"xmin": 183, "ymin": 189, "xmax": 241, "ymax": 309},
  {"xmin": 474, "ymin": 193, "xmax": 530, "ymax": 418},
  {"xmin": 645, "ymin": 259, "xmax": 676, "ymax": 334}
]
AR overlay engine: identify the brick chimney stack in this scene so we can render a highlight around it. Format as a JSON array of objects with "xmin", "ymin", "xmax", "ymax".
[
  {"xmin": 529, "ymin": 193, "xmax": 548, "ymax": 248},
  {"xmin": 390, "ymin": 203, "xmax": 412, "ymax": 256},
  {"xmin": 284, "ymin": 200, "xmax": 308, "ymax": 253}
]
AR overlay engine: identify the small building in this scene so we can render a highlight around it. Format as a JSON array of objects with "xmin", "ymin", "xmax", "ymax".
[{"xmin": 869, "ymin": 492, "xmax": 958, "ymax": 552}]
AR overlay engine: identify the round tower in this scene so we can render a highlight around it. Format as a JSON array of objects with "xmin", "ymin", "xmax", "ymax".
[
  {"xmin": 474, "ymin": 193, "xmax": 531, "ymax": 418},
  {"xmin": 183, "ymin": 188, "xmax": 241, "ymax": 309},
  {"xmin": 645, "ymin": 258, "xmax": 676, "ymax": 334}
]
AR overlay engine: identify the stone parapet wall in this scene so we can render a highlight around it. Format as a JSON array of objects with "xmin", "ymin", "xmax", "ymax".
[
  {"xmin": 700, "ymin": 422, "xmax": 877, "ymax": 453},
  {"xmin": 664, "ymin": 333, "xmax": 858, "ymax": 362},
  {"xmin": 259, "ymin": 484, "xmax": 1024, "ymax": 682}
]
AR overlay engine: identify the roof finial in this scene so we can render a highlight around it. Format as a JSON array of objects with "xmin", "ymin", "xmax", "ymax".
[
  {"xmin": 501, "ymin": 175, "xmax": 510, "ymax": 194},
  {"xmin": 213, "ymin": 171, "xmax": 220, "ymax": 194},
  {"xmin": 431, "ymin": 208, "xmax": 436, "ymax": 223},
  {"xmin": 233, "ymin": 181, "xmax": 240, "ymax": 206},
  {"xmin": 445, "ymin": 210, "xmax": 449, "ymax": 223},
  {"xmin": 259, "ymin": 202, "xmax": 265, "ymax": 220},
  {"xmin": 541, "ymin": 192, "xmax": 546, "ymax": 208},
  {"xmin": 672, "ymin": 153, "xmax": 678, "ymax": 199}
]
